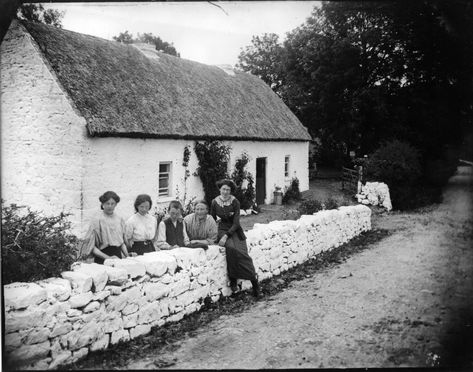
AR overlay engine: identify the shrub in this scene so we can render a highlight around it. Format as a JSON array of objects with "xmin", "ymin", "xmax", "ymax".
[
  {"xmin": 231, "ymin": 152, "xmax": 256, "ymax": 210},
  {"xmin": 1, "ymin": 202, "xmax": 78, "ymax": 284},
  {"xmin": 365, "ymin": 140, "xmax": 422, "ymax": 210},
  {"xmin": 194, "ymin": 140, "xmax": 230, "ymax": 204},
  {"xmin": 298, "ymin": 199, "xmax": 323, "ymax": 215},
  {"xmin": 282, "ymin": 177, "xmax": 302, "ymax": 204},
  {"xmin": 324, "ymin": 197, "xmax": 340, "ymax": 210}
]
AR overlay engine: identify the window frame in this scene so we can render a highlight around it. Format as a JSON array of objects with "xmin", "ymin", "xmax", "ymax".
[
  {"xmin": 158, "ymin": 161, "xmax": 172, "ymax": 198},
  {"xmin": 284, "ymin": 155, "xmax": 290, "ymax": 178}
]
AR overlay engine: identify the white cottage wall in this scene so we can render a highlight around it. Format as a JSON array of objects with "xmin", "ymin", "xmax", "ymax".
[
  {"xmin": 81, "ymin": 138, "xmax": 309, "ymax": 236},
  {"xmin": 224, "ymin": 140, "xmax": 309, "ymax": 204},
  {"xmin": 1, "ymin": 21, "xmax": 86, "ymax": 229}
]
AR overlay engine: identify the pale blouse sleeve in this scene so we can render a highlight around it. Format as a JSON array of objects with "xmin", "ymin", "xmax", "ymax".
[
  {"xmin": 156, "ymin": 220, "xmax": 171, "ymax": 250},
  {"xmin": 79, "ymin": 219, "xmax": 101, "ymax": 259},
  {"xmin": 125, "ymin": 216, "xmax": 135, "ymax": 243},
  {"xmin": 182, "ymin": 222, "xmax": 190, "ymax": 246},
  {"xmin": 206, "ymin": 216, "xmax": 218, "ymax": 244}
]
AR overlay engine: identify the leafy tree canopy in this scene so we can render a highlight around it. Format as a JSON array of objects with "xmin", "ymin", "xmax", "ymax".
[
  {"xmin": 237, "ymin": 1, "xmax": 473, "ymax": 167},
  {"xmin": 16, "ymin": 3, "xmax": 64, "ymax": 28},
  {"xmin": 113, "ymin": 30, "xmax": 180, "ymax": 57}
]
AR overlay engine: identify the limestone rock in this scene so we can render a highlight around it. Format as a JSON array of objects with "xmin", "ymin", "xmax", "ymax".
[
  {"xmin": 72, "ymin": 262, "xmax": 109, "ymax": 292},
  {"xmin": 122, "ymin": 303, "xmax": 139, "ymax": 316},
  {"xmin": 129, "ymin": 324, "xmax": 151, "ymax": 339},
  {"xmin": 5, "ymin": 308, "xmax": 49, "ymax": 333},
  {"xmin": 165, "ymin": 248, "xmax": 206, "ymax": 270},
  {"xmin": 8, "ymin": 340, "xmax": 50, "ymax": 366},
  {"xmin": 110, "ymin": 329, "xmax": 130, "ymax": 345},
  {"xmin": 92, "ymin": 290, "xmax": 111, "ymax": 301},
  {"xmin": 83, "ymin": 301, "xmax": 100, "ymax": 313},
  {"xmin": 104, "ymin": 258, "xmax": 146, "ymax": 279},
  {"xmin": 142, "ymin": 282, "xmax": 169, "ymax": 302},
  {"xmin": 132, "ymin": 252, "xmax": 170, "ymax": 277},
  {"xmin": 48, "ymin": 350, "xmax": 71, "ymax": 370},
  {"xmin": 68, "ymin": 292, "xmax": 93, "ymax": 309},
  {"xmin": 24, "ymin": 327, "xmax": 50, "ymax": 345},
  {"xmin": 50, "ymin": 322, "xmax": 73, "ymax": 338},
  {"xmin": 61, "ymin": 271, "xmax": 93, "ymax": 294},
  {"xmin": 89, "ymin": 334, "xmax": 110, "ymax": 352},
  {"xmin": 205, "ymin": 245, "xmax": 220, "ymax": 260},
  {"xmin": 4, "ymin": 282, "xmax": 47, "ymax": 310},
  {"xmin": 102, "ymin": 265, "xmax": 128, "ymax": 286},
  {"xmin": 123, "ymin": 312, "xmax": 139, "ymax": 329},
  {"xmin": 5, "ymin": 332, "xmax": 23, "ymax": 351},
  {"xmin": 37, "ymin": 278, "xmax": 71, "ymax": 302}
]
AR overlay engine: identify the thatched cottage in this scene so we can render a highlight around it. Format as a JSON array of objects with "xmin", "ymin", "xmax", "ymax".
[{"xmin": 1, "ymin": 20, "xmax": 311, "ymax": 235}]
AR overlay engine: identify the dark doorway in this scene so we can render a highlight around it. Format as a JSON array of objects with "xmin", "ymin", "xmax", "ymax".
[{"xmin": 256, "ymin": 157, "xmax": 266, "ymax": 205}]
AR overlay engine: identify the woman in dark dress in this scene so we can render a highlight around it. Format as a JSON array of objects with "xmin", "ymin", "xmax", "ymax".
[{"xmin": 210, "ymin": 179, "xmax": 261, "ymax": 298}]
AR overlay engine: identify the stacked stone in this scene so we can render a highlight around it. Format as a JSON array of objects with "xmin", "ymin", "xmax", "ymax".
[
  {"xmin": 356, "ymin": 181, "xmax": 392, "ymax": 211},
  {"xmin": 3, "ymin": 205, "xmax": 371, "ymax": 370}
]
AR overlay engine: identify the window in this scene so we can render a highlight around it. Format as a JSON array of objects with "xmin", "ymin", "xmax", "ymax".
[
  {"xmin": 158, "ymin": 162, "xmax": 171, "ymax": 197},
  {"xmin": 284, "ymin": 155, "xmax": 290, "ymax": 178}
]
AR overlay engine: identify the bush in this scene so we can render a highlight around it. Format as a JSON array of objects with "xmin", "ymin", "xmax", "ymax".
[
  {"xmin": 231, "ymin": 152, "xmax": 256, "ymax": 210},
  {"xmin": 1, "ymin": 202, "xmax": 78, "ymax": 284},
  {"xmin": 324, "ymin": 197, "xmax": 340, "ymax": 210},
  {"xmin": 298, "ymin": 199, "xmax": 323, "ymax": 214},
  {"xmin": 282, "ymin": 177, "xmax": 302, "ymax": 204},
  {"xmin": 297, "ymin": 197, "xmax": 342, "ymax": 215},
  {"xmin": 365, "ymin": 140, "xmax": 422, "ymax": 210},
  {"xmin": 194, "ymin": 140, "xmax": 230, "ymax": 204}
]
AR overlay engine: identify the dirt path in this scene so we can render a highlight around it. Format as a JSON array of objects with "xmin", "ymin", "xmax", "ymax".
[{"xmin": 126, "ymin": 166, "xmax": 473, "ymax": 369}]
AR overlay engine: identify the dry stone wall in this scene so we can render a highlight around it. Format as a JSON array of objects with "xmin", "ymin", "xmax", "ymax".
[{"xmin": 3, "ymin": 205, "xmax": 371, "ymax": 369}]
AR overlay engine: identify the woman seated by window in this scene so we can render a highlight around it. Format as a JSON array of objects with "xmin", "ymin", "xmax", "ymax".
[
  {"xmin": 156, "ymin": 200, "xmax": 190, "ymax": 250},
  {"xmin": 183, "ymin": 199, "xmax": 218, "ymax": 250}
]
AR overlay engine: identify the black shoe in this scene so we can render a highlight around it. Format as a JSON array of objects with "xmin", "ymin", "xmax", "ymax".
[
  {"xmin": 251, "ymin": 279, "xmax": 262, "ymax": 298},
  {"xmin": 230, "ymin": 278, "xmax": 238, "ymax": 293}
]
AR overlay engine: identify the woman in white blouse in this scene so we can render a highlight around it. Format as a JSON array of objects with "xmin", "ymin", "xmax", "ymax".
[{"xmin": 125, "ymin": 194, "xmax": 158, "ymax": 255}]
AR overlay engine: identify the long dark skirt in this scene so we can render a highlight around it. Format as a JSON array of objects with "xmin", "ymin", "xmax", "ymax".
[
  {"xmin": 224, "ymin": 234, "xmax": 257, "ymax": 280},
  {"xmin": 94, "ymin": 246, "xmax": 122, "ymax": 265},
  {"xmin": 130, "ymin": 240, "xmax": 155, "ymax": 255}
]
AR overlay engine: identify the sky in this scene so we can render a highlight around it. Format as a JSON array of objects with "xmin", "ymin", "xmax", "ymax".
[{"xmin": 42, "ymin": 1, "xmax": 320, "ymax": 66}]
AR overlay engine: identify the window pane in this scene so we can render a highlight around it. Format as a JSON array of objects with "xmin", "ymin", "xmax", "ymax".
[
  {"xmin": 159, "ymin": 178, "xmax": 168, "ymax": 189},
  {"xmin": 159, "ymin": 163, "xmax": 170, "ymax": 173}
]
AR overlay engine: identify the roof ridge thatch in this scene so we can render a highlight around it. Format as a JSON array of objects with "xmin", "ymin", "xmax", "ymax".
[{"xmin": 21, "ymin": 20, "xmax": 311, "ymax": 142}]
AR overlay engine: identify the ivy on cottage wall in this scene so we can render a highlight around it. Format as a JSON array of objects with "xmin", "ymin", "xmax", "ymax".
[
  {"xmin": 231, "ymin": 152, "xmax": 256, "ymax": 210},
  {"xmin": 194, "ymin": 140, "xmax": 230, "ymax": 204}
]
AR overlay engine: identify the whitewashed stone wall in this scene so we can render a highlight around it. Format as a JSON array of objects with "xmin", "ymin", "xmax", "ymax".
[
  {"xmin": 3, "ymin": 205, "xmax": 370, "ymax": 370},
  {"xmin": 356, "ymin": 182, "xmax": 392, "ymax": 211},
  {"xmin": 0, "ymin": 20, "xmax": 87, "ymax": 229}
]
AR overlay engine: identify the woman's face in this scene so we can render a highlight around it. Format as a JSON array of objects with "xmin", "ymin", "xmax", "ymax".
[
  {"xmin": 194, "ymin": 203, "xmax": 208, "ymax": 218},
  {"xmin": 169, "ymin": 206, "xmax": 181, "ymax": 220},
  {"xmin": 102, "ymin": 198, "xmax": 117, "ymax": 215},
  {"xmin": 137, "ymin": 201, "xmax": 150, "ymax": 216},
  {"xmin": 219, "ymin": 184, "xmax": 232, "ymax": 198}
]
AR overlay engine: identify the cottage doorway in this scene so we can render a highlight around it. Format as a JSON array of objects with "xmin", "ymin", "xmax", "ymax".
[{"xmin": 256, "ymin": 157, "xmax": 266, "ymax": 205}]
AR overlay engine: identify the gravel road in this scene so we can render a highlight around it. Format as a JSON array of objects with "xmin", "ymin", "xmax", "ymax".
[{"xmin": 122, "ymin": 165, "xmax": 472, "ymax": 369}]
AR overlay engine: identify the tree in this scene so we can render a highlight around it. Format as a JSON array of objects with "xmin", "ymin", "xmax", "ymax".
[
  {"xmin": 237, "ymin": 33, "xmax": 285, "ymax": 93},
  {"xmin": 113, "ymin": 31, "xmax": 180, "ymax": 57},
  {"xmin": 17, "ymin": 3, "xmax": 64, "ymax": 28},
  {"xmin": 237, "ymin": 1, "xmax": 473, "ymax": 167}
]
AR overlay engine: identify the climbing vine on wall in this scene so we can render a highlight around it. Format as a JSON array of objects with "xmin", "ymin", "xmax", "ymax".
[
  {"xmin": 194, "ymin": 140, "xmax": 230, "ymax": 204},
  {"xmin": 231, "ymin": 152, "xmax": 256, "ymax": 210}
]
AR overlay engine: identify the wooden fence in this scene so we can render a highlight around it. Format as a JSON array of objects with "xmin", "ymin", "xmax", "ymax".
[{"xmin": 341, "ymin": 166, "xmax": 363, "ymax": 194}]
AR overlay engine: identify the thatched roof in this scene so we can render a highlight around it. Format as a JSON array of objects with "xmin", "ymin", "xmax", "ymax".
[{"xmin": 22, "ymin": 20, "xmax": 311, "ymax": 141}]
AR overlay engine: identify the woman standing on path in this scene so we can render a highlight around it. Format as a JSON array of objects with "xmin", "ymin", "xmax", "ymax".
[
  {"xmin": 210, "ymin": 179, "xmax": 261, "ymax": 298},
  {"xmin": 184, "ymin": 199, "xmax": 218, "ymax": 249},
  {"xmin": 125, "ymin": 194, "xmax": 158, "ymax": 255},
  {"xmin": 83, "ymin": 191, "xmax": 130, "ymax": 264}
]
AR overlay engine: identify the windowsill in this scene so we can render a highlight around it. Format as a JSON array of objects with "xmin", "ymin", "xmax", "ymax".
[{"xmin": 156, "ymin": 196, "xmax": 175, "ymax": 204}]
